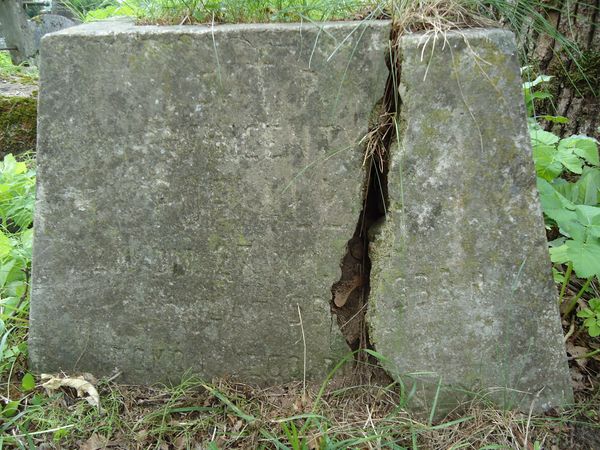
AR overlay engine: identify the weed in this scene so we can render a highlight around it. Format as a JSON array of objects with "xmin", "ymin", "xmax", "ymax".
[
  {"xmin": 578, "ymin": 299, "xmax": 600, "ymax": 337},
  {"xmin": 0, "ymin": 52, "xmax": 38, "ymax": 84},
  {"xmin": 526, "ymin": 74, "xmax": 600, "ymax": 331},
  {"xmin": 60, "ymin": 0, "xmax": 123, "ymax": 21},
  {"xmin": 0, "ymin": 154, "xmax": 34, "ymax": 380}
]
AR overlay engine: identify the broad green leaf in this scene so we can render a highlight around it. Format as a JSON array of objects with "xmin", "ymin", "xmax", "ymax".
[
  {"xmin": 552, "ymin": 267, "xmax": 565, "ymax": 283},
  {"xmin": 550, "ymin": 240, "xmax": 600, "ymax": 279},
  {"xmin": 549, "ymin": 243, "xmax": 570, "ymax": 264},
  {"xmin": 590, "ymin": 298, "xmax": 600, "ymax": 310},
  {"xmin": 0, "ymin": 259, "xmax": 16, "ymax": 289},
  {"xmin": 588, "ymin": 322, "xmax": 600, "ymax": 337},
  {"xmin": 575, "ymin": 205, "xmax": 600, "ymax": 238},
  {"xmin": 552, "ymin": 178, "xmax": 577, "ymax": 203},
  {"xmin": 13, "ymin": 161, "xmax": 27, "ymax": 175},
  {"xmin": 553, "ymin": 212, "xmax": 585, "ymax": 242},
  {"xmin": 530, "ymin": 91, "xmax": 553, "ymax": 101},
  {"xmin": 19, "ymin": 228, "xmax": 33, "ymax": 260},
  {"xmin": 531, "ymin": 129, "xmax": 559, "ymax": 146},
  {"xmin": 539, "ymin": 115, "xmax": 570, "ymax": 124},
  {"xmin": 30, "ymin": 394, "xmax": 44, "ymax": 406},
  {"xmin": 533, "ymin": 144, "xmax": 562, "ymax": 180},
  {"xmin": 574, "ymin": 138, "xmax": 599, "ymax": 167},
  {"xmin": 578, "ymin": 308, "xmax": 595, "ymax": 318},
  {"xmin": 2, "ymin": 400, "xmax": 19, "ymax": 417},
  {"xmin": 560, "ymin": 135, "xmax": 599, "ymax": 167},
  {"xmin": 537, "ymin": 178, "xmax": 574, "ymax": 210},
  {"xmin": 0, "ymin": 231, "xmax": 12, "ymax": 259},
  {"xmin": 21, "ymin": 373, "xmax": 35, "ymax": 392},
  {"xmin": 0, "ymin": 297, "xmax": 20, "ymax": 315},
  {"xmin": 6, "ymin": 281, "xmax": 27, "ymax": 299},
  {"xmin": 556, "ymin": 146, "xmax": 584, "ymax": 174},
  {"xmin": 537, "ymin": 178, "xmax": 585, "ymax": 240},
  {"xmin": 585, "ymin": 319, "xmax": 600, "ymax": 337},
  {"xmin": 573, "ymin": 167, "xmax": 600, "ymax": 205},
  {"xmin": 0, "ymin": 154, "xmax": 16, "ymax": 174},
  {"xmin": 1, "ymin": 259, "xmax": 26, "ymax": 288},
  {"xmin": 549, "ymin": 237, "xmax": 567, "ymax": 247}
]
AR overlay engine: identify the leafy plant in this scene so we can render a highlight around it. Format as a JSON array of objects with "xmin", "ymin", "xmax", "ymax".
[
  {"xmin": 532, "ymin": 129, "xmax": 598, "ymax": 182},
  {"xmin": 577, "ymin": 298, "xmax": 600, "ymax": 337},
  {"xmin": 522, "ymin": 73, "xmax": 553, "ymax": 118},
  {"xmin": 0, "ymin": 154, "xmax": 35, "ymax": 380},
  {"xmin": 75, "ymin": 0, "xmax": 376, "ymax": 23},
  {"xmin": 60, "ymin": 0, "xmax": 121, "ymax": 21},
  {"xmin": 527, "ymin": 75, "xmax": 600, "ymax": 327}
]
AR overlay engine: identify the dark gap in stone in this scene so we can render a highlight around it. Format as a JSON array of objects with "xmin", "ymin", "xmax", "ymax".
[{"xmin": 330, "ymin": 28, "xmax": 398, "ymax": 372}]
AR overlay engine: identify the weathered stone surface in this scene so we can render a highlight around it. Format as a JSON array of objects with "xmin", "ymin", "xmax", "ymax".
[
  {"xmin": 30, "ymin": 19, "xmax": 390, "ymax": 383},
  {"xmin": 367, "ymin": 29, "xmax": 572, "ymax": 413}
]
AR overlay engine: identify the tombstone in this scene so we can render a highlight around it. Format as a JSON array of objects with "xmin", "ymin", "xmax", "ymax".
[
  {"xmin": 367, "ymin": 29, "xmax": 572, "ymax": 414},
  {"xmin": 30, "ymin": 19, "xmax": 571, "ymax": 414}
]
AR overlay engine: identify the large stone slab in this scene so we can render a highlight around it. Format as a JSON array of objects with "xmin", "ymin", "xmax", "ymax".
[
  {"xmin": 30, "ymin": 19, "xmax": 390, "ymax": 383},
  {"xmin": 367, "ymin": 29, "xmax": 572, "ymax": 412}
]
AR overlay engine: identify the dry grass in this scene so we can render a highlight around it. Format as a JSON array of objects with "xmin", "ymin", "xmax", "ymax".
[
  {"xmin": 361, "ymin": 0, "xmax": 500, "ymax": 169},
  {"xmin": 3, "ymin": 368, "xmax": 599, "ymax": 449},
  {"xmin": 387, "ymin": 0, "xmax": 496, "ymax": 34}
]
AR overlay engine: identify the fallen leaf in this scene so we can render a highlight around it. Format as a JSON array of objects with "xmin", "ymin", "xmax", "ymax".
[
  {"xmin": 135, "ymin": 430, "xmax": 148, "ymax": 442},
  {"xmin": 566, "ymin": 343, "xmax": 590, "ymax": 368},
  {"xmin": 82, "ymin": 372, "xmax": 99, "ymax": 385},
  {"xmin": 232, "ymin": 419, "xmax": 243, "ymax": 432},
  {"xmin": 570, "ymin": 367, "xmax": 588, "ymax": 390},
  {"xmin": 41, "ymin": 374, "xmax": 101, "ymax": 411},
  {"xmin": 80, "ymin": 433, "xmax": 109, "ymax": 450},
  {"xmin": 173, "ymin": 436, "xmax": 187, "ymax": 450}
]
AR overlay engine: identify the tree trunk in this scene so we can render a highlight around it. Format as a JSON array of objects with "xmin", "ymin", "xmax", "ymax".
[{"xmin": 523, "ymin": 0, "xmax": 599, "ymax": 139}]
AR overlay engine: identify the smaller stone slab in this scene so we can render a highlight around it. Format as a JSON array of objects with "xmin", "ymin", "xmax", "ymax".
[{"xmin": 367, "ymin": 29, "xmax": 572, "ymax": 413}]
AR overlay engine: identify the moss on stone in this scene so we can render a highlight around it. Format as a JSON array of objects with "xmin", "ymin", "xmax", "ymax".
[{"xmin": 0, "ymin": 95, "xmax": 37, "ymax": 157}]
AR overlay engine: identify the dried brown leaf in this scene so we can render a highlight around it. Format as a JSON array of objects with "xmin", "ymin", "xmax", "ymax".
[
  {"xmin": 80, "ymin": 433, "xmax": 109, "ymax": 450},
  {"xmin": 41, "ymin": 373, "xmax": 101, "ymax": 410}
]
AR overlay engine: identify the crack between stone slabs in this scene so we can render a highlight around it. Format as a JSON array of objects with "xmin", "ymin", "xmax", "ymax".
[{"xmin": 330, "ymin": 27, "xmax": 399, "ymax": 376}]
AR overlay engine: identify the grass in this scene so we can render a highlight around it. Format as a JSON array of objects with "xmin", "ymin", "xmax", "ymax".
[
  {"xmin": 64, "ymin": 0, "xmax": 588, "ymax": 102},
  {"xmin": 62, "ymin": 0, "xmax": 381, "ymax": 23},
  {"xmin": 0, "ymin": 52, "xmax": 38, "ymax": 85},
  {"xmin": 135, "ymin": 0, "xmax": 379, "ymax": 24},
  {"xmin": 1, "ymin": 369, "xmax": 599, "ymax": 448}
]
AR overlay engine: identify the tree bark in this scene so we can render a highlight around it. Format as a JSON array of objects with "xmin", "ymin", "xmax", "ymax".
[{"xmin": 523, "ymin": 0, "xmax": 599, "ymax": 139}]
